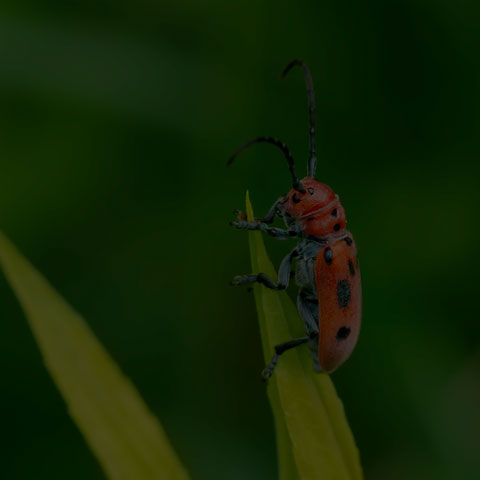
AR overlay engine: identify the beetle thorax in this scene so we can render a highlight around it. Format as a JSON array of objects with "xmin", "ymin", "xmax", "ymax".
[{"xmin": 282, "ymin": 177, "xmax": 347, "ymax": 238}]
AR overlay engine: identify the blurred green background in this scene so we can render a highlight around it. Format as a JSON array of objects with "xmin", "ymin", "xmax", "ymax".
[{"xmin": 1, "ymin": 1, "xmax": 479, "ymax": 479}]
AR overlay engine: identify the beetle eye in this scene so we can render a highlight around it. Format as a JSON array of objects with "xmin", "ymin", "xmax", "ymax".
[
  {"xmin": 292, "ymin": 193, "xmax": 301, "ymax": 203},
  {"xmin": 308, "ymin": 188, "xmax": 314, "ymax": 195}
]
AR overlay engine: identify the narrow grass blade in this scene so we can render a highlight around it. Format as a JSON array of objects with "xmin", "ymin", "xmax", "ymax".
[
  {"xmin": 246, "ymin": 193, "xmax": 363, "ymax": 480},
  {"xmin": 0, "ymin": 232, "xmax": 189, "ymax": 480}
]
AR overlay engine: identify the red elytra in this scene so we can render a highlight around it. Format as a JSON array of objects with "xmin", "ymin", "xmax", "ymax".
[
  {"xmin": 315, "ymin": 233, "xmax": 361, "ymax": 372},
  {"xmin": 229, "ymin": 61, "xmax": 361, "ymax": 378}
]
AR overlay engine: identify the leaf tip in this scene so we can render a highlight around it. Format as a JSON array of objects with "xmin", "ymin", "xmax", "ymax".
[{"xmin": 245, "ymin": 191, "xmax": 254, "ymax": 222}]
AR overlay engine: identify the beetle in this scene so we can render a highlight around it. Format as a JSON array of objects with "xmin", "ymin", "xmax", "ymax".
[{"xmin": 228, "ymin": 60, "xmax": 361, "ymax": 379}]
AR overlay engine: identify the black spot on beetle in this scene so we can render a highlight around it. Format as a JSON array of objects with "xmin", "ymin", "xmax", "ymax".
[
  {"xmin": 331, "ymin": 208, "xmax": 337, "ymax": 217},
  {"xmin": 343, "ymin": 237, "xmax": 353, "ymax": 246},
  {"xmin": 333, "ymin": 223, "xmax": 341, "ymax": 231},
  {"xmin": 308, "ymin": 187, "xmax": 314, "ymax": 195},
  {"xmin": 336, "ymin": 326, "xmax": 351, "ymax": 340},
  {"xmin": 324, "ymin": 247, "xmax": 333, "ymax": 265},
  {"xmin": 348, "ymin": 260, "xmax": 355, "ymax": 276},
  {"xmin": 337, "ymin": 280, "xmax": 351, "ymax": 308},
  {"xmin": 293, "ymin": 193, "xmax": 301, "ymax": 203},
  {"xmin": 307, "ymin": 216, "xmax": 315, "ymax": 221}
]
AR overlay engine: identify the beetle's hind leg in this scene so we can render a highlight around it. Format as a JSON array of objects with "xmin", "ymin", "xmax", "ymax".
[
  {"xmin": 230, "ymin": 248, "xmax": 297, "ymax": 290},
  {"xmin": 262, "ymin": 337, "xmax": 309, "ymax": 380}
]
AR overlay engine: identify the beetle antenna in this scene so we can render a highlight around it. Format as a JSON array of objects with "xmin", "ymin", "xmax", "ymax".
[
  {"xmin": 282, "ymin": 59, "xmax": 317, "ymax": 178},
  {"xmin": 227, "ymin": 136, "xmax": 305, "ymax": 193}
]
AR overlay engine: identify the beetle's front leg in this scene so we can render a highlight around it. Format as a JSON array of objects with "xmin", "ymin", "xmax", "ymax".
[
  {"xmin": 231, "ymin": 196, "xmax": 285, "ymax": 226},
  {"xmin": 231, "ymin": 248, "xmax": 297, "ymax": 290},
  {"xmin": 231, "ymin": 220, "xmax": 296, "ymax": 239},
  {"xmin": 260, "ymin": 196, "xmax": 286, "ymax": 224}
]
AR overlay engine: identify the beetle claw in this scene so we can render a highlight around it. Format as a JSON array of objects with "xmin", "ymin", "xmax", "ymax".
[
  {"xmin": 233, "ymin": 209, "xmax": 247, "ymax": 221},
  {"xmin": 261, "ymin": 367, "xmax": 273, "ymax": 382},
  {"xmin": 261, "ymin": 352, "xmax": 279, "ymax": 381},
  {"xmin": 231, "ymin": 274, "xmax": 255, "ymax": 287},
  {"xmin": 230, "ymin": 275, "xmax": 243, "ymax": 286}
]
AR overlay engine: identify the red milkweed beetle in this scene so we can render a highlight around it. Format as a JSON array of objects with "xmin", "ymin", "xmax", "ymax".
[{"xmin": 228, "ymin": 60, "xmax": 361, "ymax": 379}]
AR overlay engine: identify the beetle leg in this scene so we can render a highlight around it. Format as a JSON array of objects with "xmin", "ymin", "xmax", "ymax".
[
  {"xmin": 230, "ymin": 221, "xmax": 296, "ymax": 239},
  {"xmin": 260, "ymin": 196, "xmax": 286, "ymax": 223},
  {"xmin": 262, "ymin": 337, "xmax": 309, "ymax": 380},
  {"xmin": 232, "ymin": 196, "xmax": 285, "ymax": 225},
  {"xmin": 231, "ymin": 273, "xmax": 279, "ymax": 288},
  {"xmin": 231, "ymin": 249, "xmax": 297, "ymax": 289},
  {"xmin": 261, "ymin": 225, "xmax": 297, "ymax": 239},
  {"xmin": 229, "ymin": 219, "xmax": 260, "ymax": 230}
]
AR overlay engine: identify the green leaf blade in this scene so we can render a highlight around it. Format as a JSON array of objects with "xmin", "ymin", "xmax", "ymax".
[
  {"xmin": 245, "ymin": 193, "xmax": 363, "ymax": 480},
  {"xmin": 0, "ymin": 232, "xmax": 189, "ymax": 480}
]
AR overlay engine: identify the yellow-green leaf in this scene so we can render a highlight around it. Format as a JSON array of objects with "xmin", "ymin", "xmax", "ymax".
[
  {"xmin": 246, "ymin": 192, "xmax": 363, "ymax": 480},
  {"xmin": 0, "ymin": 232, "xmax": 189, "ymax": 480}
]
